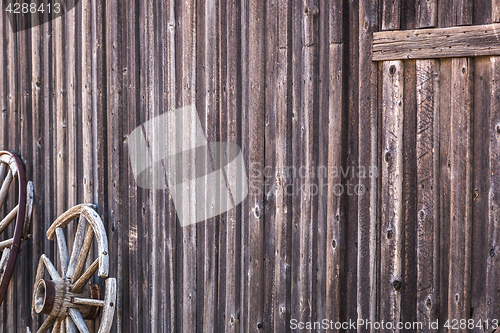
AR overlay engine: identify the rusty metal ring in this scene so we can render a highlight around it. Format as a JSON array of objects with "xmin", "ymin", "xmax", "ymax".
[
  {"xmin": 84, "ymin": 283, "xmax": 101, "ymax": 320},
  {"xmin": 0, "ymin": 151, "xmax": 28, "ymax": 304}
]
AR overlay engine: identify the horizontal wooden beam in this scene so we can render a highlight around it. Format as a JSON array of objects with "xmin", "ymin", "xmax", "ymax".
[{"xmin": 373, "ymin": 23, "xmax": 500, "ymax": 61}]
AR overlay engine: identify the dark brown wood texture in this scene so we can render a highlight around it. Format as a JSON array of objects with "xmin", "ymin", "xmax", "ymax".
[{"xmin": 0, "ymin": 0, "xmax": 499, "ymax": 332}]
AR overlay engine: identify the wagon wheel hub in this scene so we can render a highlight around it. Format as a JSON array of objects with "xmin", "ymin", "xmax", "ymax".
[{"xmin": 34, "ymin": 278, "xmax": 100, "ymax": 320}]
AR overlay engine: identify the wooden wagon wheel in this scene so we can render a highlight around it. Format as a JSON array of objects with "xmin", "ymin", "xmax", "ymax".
[
  {"xmin": 0, "ymin": 151, "xmax": 34, "ymax": 304},
  {"xmin": 31, "ymin": 204, "xmax": 116, "ymax": 333}
]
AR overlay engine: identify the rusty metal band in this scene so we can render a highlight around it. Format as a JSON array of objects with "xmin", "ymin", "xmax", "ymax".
[
  {"xmin": 0, "ymin": 151, "xmax": 27, "ymax": 304},
  {"xmin": 84, "ymin": 284, "xmax": 101, "ymax": 319},
  {"xmin": 38, "ymin": 279, "xmax": 56, "ymax": 315}
]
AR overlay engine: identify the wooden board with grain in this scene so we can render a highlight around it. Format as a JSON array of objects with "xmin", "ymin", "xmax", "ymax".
[{"xmin": 373, "ymin": 23, "xmax": 500, "ymax": 61}]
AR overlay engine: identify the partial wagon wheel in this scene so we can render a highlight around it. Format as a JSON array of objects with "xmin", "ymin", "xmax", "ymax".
[
  {"xmin": 0, "ymin": 151, "xmax": 34, "ymax": 305},
  {"xmin": 32, "ymin": 204, "xmax": 116, "ymax": 333}
]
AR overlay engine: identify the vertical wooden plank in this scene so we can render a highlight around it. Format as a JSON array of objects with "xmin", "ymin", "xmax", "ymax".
[
  {"xmin": 136, "ymin": 0, "xmax": 152, "ymax": 331},
  {"xmin": 272, "ymin": 0, "xmax": 292, "ymax": 331},
  {"xmin": 17, "ymin": 11, "xmax": 32, "ymax": 332},
  {"xmin": 245, "ymin": 0, "xmax": 265, "ymax": 330},
  {"xmin": 436, "ymin": 1, "xmax": 454, "ymax": 329},
  {"xmin": 66, "ymin": 0, "xmax": 77, "ymax": 209},
  {"xmin": 401, "ymin": 1, "xmax": 418, "ymax": 322},
  {"xmin": 223, "ymin": 0, "xmax": 242, "ymax": 330},
  {"xmin": 163, "ymin": 0, "xmax": 177, "ymax": 330},
  {"xmin": 198, "ymin": 0, "xmax": 220, "ymax": 330},
  {"xmin": 416, "ymin": 0, "xmax": 438, "ymax": 27},
  {"xmin": 81, "ymin": 0, "xmax": 92, "ymax": 205},
  {"xmin": 140, "ymin": 0, "xmax": 155, "ymax": 330},
  {"xmin": 6, "ymin": 0, "xmax": 18, "ymax": 151},
  {"xmin": 238, "ymin": 0, "xmax": 251, "ymax": 330},
  {"xmin": 315, "ymin": 0, "xmax": 328, "ymax": 327},
  {"xmin": 437, "ymin": 57, "xmax": 452, "ymax": 331},
  {"xmin": 470, "ymin": 0, "xmax": 492, "ymax": 325},
  {"xmin": 382, "ymin": 0, "xmax": 401, "ymax": 30},
  {"xmin": 415, "ymin": 1, "xmax": 439, "ymax": 330},
  {"xmin": 494, "ymin": 0, "xmax": 500, "ymax": 23},
  {"xmin": 329, "ymin": 0, "xmax": 343, "ymax": 43},
  {"xmin": 380, "ymin": 1, "xmax": 404, "ymax": 330},
  {"xmin": 485, "ymin": 3, "xmax": 500, "ymax": 327},
  {"xmin": 54, "ymin": 0, "xmax": 67, "ymax": 218},
  {"xmin": 42, "ymin": 11, "xmax": 55, "ymax": 333},
  {"xmin": 358, "ymin": 0, "xmax": 378, "ymax": 330},
  {"xmin": 416, "ymin": 58, "xmax": 440, "ymax": 331},
  {"xmin": 121, "ymin": 0, "xmax": 138, "ymax": 330},
  {"xmin": 438, "ymin": 0, "xmax": 472, "ymax": 27},
  {"xmin": 343, "ymin": 0, "xmax": 360, "ymax": 325},
  {"xmin": 175, "ymin": 0, "xmax": 198, "ymax": 330},
  {"xmin": 64, "ymin": 3, "xmax": 78, "ymax": 306},
  {"xmin": 290, "ymin": 0, "xmax": 303, "ymax": 327},
  {"xmin": 81, "ymin": 1, "xmax": 97, "ymax": 332},
  {"xmin": 217, "ymin": 0, "xmax": 228, "ymax": 330},
  {"xmin": 438, "ymin": 3, "xmax": 472, "ymax": 330},
  {"xmin": 106, "ymin": 0, "xmax": 123, "ymax": 331},
  {"xmin": 447, "ymin": 57, "xmax": 473, "ymax": 333},
  {"xmin": 5, "ymin": 6, "xmax": 18, "ymax": 333},
  {"xmin": 290, "ymin": 0, "xmax": 320, "ymax": 331},
  {"xmin": 324, "ymin": 44, "xmax": 345, "ymax": 332},
  {"xmin": 91, "ymin": 0, "xmax": 107, "ymax": 331},
  {"xmin": 194, "ymin": 0, "xmax": 207, "ymax": 329},
  {"xmin": 263, "ymin": 0, "xmax": 277, "ymax": 330},
  {"xmin": 30, "ymin": 7, "xmax": 44, "ymax": 332},
  {"xmin": 455, "ymin": 0, "xmax": 473, "ymax": 26},
  {"xmin": 151, "ymin": 1, "xmax": 171, "ymax": 332},
  {"xmin": 380, "ymin": 60, "xmax": 404, "ymax": 331},
  {"xmin": 487, "ymin": 55, "xmax": 500, "ymax": 327},
  {"xmin": 90, "ymin": 4, "xmax": 107, "ymax": 331},
  {"xmin": 470, "ymin": 56, "xmax": 491, "ymax": 326}
]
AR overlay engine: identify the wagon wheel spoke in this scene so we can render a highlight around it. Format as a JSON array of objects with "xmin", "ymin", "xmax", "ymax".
[
  {"xmin": 0, "ymin": 168, "xmax": 13, "ymax": 209},
  {"xmin": 22, "ymin": 181, "xmax": 34, "ymax": 236},
  {"xmin": 0, "ymin": 238, "xmax": 13, "ymax": 250},
  {"xmin": 66, "ymin": 216, "xmax": 86, "ymax": 279},
  {"xmin": 71, "ymin": 258, "xmax": 99, "ymax": 293},
  {"xmin": 53, "ymin": 320, "xmax": 62, "ymax": 333},
  {"xmin": 41, "ymin": 254, "xmax": 61, "ymax": 280},
  {"xmin": 0, "ymin": 248, "xmax": 9, "ymax": 280},
  {"xmin": 36, "ymin": 315, "xmax": 56, "ymax": 333},
  {"xmin": 66, "ymin": 316, "xmax": 77, "ymax": 333},
  {"xmin": 55, "ymin": 228, "xmax": 69, "ymax": 275},
  {"xmin": 70, "ymin": 224, "xmax": 94, "ymax": 284},
  {"xmin": 73, "ymin": 297, "xmax": 105, "ymax": 307},
  {"xmin": 0, "ymin": 205, "xmax": 18, "ymax": 235},
  {"xmin": 0, "ymin": 163, "xmax": 6, "ymax": 183},
  {"xmin": 60, "ymin": 319, "xmax": 67, "ymax": 333},
  {"xmin": 69, "ymin": 308, "xmax": 90, "ymax": 333}
]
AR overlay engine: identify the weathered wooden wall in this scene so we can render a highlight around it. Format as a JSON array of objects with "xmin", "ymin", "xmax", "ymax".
[{"xmin": 0, "ymin": 0, "xmax": 499, "ymax": 332}]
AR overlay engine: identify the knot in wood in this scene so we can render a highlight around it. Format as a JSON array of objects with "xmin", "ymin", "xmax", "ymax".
[{"xmin": 392, "ymin": 279, "xmax": 402, "ymax": 291}]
